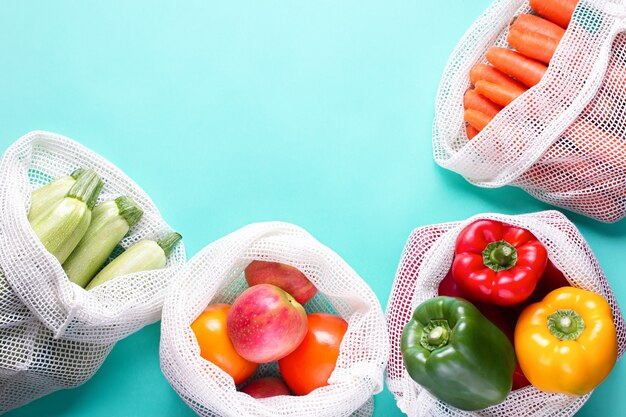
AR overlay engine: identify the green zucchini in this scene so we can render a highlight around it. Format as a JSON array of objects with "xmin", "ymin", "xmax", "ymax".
[
  {"xmin": 85, "ymin": 232, "xmax": 182, "ymax": 289},
  {"xmin": 30, "ymin": 169, "xmax": 103, "ymax": 263},
  {"xmin": 28, "ymin": 168, "xmax": 86, "ymax": 222},
  {"xmin": 63, "ymin": 196, "xmax": 144, "ymax": 287}
]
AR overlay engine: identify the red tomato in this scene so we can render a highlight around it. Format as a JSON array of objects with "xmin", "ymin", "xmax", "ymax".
[
  {"xmin": 278, "ymin": 313, "xmax": 348, "ymax": 395},
  {"xmin": 191, "ymin": 303, "xmax": 258, "ymax": 385}
]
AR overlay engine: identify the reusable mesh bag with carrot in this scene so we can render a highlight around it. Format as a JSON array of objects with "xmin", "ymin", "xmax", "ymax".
[
  {"xmin": 433, "ymin": 0, "xmax": 626, "ymax": 222},
  {"xmin": 159, "ymin": 222, "xmax": 388, "ymax": 417},
  {"xmin": 385, "ymin": 210, "xmax": 625, "ymax": 417},
  {"xmin": 0, "ymin": 131, "xmax": 185, "ymax": 412}
]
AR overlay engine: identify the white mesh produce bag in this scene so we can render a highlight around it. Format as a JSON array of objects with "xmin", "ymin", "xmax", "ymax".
[
  {"xmin": 160, "ymin": 222, "xmax": 388, "ymax": 417},
  {"xmin": 433, "ymin": 0, "xmax": 626, "ymax": 222},
  {"xmin": 0, "ymin": 131, "xmax": 186, "ymax": 412},
  {"xmin": 386, "ymin": 210, "xmax": 626, "ymax": 417}
]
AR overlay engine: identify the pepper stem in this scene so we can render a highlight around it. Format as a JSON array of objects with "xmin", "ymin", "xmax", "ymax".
[
  {"xmin": 548, "ymin": 309, "xmax": 585, "ymax": 340},
  {"xmin": 482, "ymin": 240, "xmax": 518, "ymax": 272},
  {"xmin": 420, "ymin": 320, "xmax": 451, "ymax": 351}
]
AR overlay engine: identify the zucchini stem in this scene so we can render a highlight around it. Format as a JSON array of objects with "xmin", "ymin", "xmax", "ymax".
[
  {"xmin": 157, "ymin": 232, "xmax": 183, "ymax": 256},
  {"xmin": 70, "ymin": 167, "xmax": 87, "ymax": 179},
  {"xmin": 115, "ymin": 196, "xmax": 143, "ymax": 227},
  {"xmin": 67, "ymin": 169, "xmax": 103, "ymax": 210}
]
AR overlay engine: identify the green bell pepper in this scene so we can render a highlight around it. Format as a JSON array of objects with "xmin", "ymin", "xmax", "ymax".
[{"xmin": 401, "ymin": 296, "xmax": 516, "ymax": 411}]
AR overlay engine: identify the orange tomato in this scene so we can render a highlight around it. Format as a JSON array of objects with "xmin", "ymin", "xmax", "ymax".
[
  {"xmin": 191, "ymin": 303, "xmax": 258, "ymax": 385},
  {"xmin": 278, "ymin": 313, "xmax": 348, "ymax": 395}
]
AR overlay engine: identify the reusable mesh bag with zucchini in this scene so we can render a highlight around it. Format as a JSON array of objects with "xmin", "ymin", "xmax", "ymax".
[
  {"xmin": 385, "ymin": 210, "xmax": 626, "ymax": 417},
  {"xmin": 0, "ymin": 131, "xmax": 186, "ymax": 412},
  {"xmin": 159, "ymin": 222, "xmax": 388, "ymax": 417},
  {"xmin": 433, "ymin": 0, "xmax": 626, "ymax": 222}
]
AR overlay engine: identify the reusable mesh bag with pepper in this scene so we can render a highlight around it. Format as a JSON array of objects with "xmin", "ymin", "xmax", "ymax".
[
  {"xmin": 0, "ymin": 131, "xmax": 186, "ymax": 412},
  {"xmin": 385, "ymin": 210, "xmax": 626, "ymax": 417},
  {"xmin": 433, "ymin": 0, "xmax": 626, "ymax": 222},
  {"xmin": 159, "ymin": 222, "xmax": 388, "ymax": 417}
]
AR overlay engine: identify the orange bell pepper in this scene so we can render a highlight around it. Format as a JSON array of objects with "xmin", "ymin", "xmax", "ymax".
[{"xmin": 515, "ymin": 287, "xmax": 618, "ymax": 395}]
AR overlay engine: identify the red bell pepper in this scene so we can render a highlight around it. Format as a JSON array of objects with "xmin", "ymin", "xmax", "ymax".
[
  {"xmin": 523, "ymin": 258, "xmax": 570, "ymax": 304},
  {"xmin": 511, "ymin": 258, "xmax": 571, "ymax": 317},
  {"xmin": 452, "ymin": 219, "xmax": 548, "ymax": 306}
]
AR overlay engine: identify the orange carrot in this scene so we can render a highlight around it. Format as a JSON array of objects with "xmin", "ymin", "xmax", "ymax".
[
  {"xmin": 507, "ymin": 28, "xmax": 560, "ymax": 64},
  {"xmin": 529, "ymin": 0, "xmax": 579, "ymax": 29},
  {"xmin": 470, "ymin": 64, "xmax": 527, "ymax": 91},
  {"xmin": 511, "ymin": 14, "xmax": 565, "ymax": 40},
  {"xmin": 466, "ymin": 124, "xmax": 479, "ymax": 139},
  {"xmin": 486, "ymin": 47, "xmax": 548, "ymax": 87},
  {"xmin": 464, "ymin": 109, "xmax": 493, "ymax": 131},
  {"xmin": 589, "ymin": 86, "xmax": 626, "ymax": 127},
  {"xmin": 567, "ymin": 118, "xmax": 626, "ymax": 171},
  {"xmin": 463, "ymin": 89, "xmax": 502, "ymax": 117},
  {"xmin": 605, "ymin": 61, "xmax": 626, "ymax": 96},
  {"xmin": 475, "ymin": 80, "xmax": 525, "ymax": 107}
]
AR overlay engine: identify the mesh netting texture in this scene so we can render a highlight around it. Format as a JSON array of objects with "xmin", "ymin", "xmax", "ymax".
[
  {"xmin": 433, "ymin": 0, "xmax": 626, "ymax": 222},
  {"xmin": 0, "ymin": 131, "xmax": 186, "ymax": 412},
  {"xmin": 160, "ymin": 222, "xmax": 389, "ymax": 417},
  {"xmin": 385, "ymin": 210, "xmax": 626, "ymax": 417}
]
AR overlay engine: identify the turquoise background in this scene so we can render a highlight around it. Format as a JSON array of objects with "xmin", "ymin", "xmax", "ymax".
[{"xmin": 1, "ymin": 1, "xmax": 624, "ymax": 416}]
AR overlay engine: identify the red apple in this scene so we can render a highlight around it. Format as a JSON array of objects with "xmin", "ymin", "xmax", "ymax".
[
  {"xmin": 245, "ymin": 260, "xmax": 317, "ymax": 304},
  {"xmin": 227, "ymin": 284, "xmax": 308, "ymax": 363},
  {"xmin": 241, "ymin": 377, "xmax": 291, "ymax": 398}
]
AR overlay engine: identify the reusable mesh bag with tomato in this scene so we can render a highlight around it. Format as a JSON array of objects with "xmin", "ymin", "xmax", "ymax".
[
  {"xmin": 0, "ymin": 131, "xmax": 186, "ymax": 412},
  {"xmin": 386, "ymin": 210, "xmax": 626, "ymax": 417},
  {"xmin": 433, "ymin": 0, "xmax": 626, "ymax": 222},
  {"xmin": 159, "ymin": 222, "xmax": 388, "ymax": 417}
]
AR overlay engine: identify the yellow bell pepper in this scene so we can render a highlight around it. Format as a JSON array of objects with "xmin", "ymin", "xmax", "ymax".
[{"xmin": 515, "ymin": 286, "xmax": 618, "ymax": 396}]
